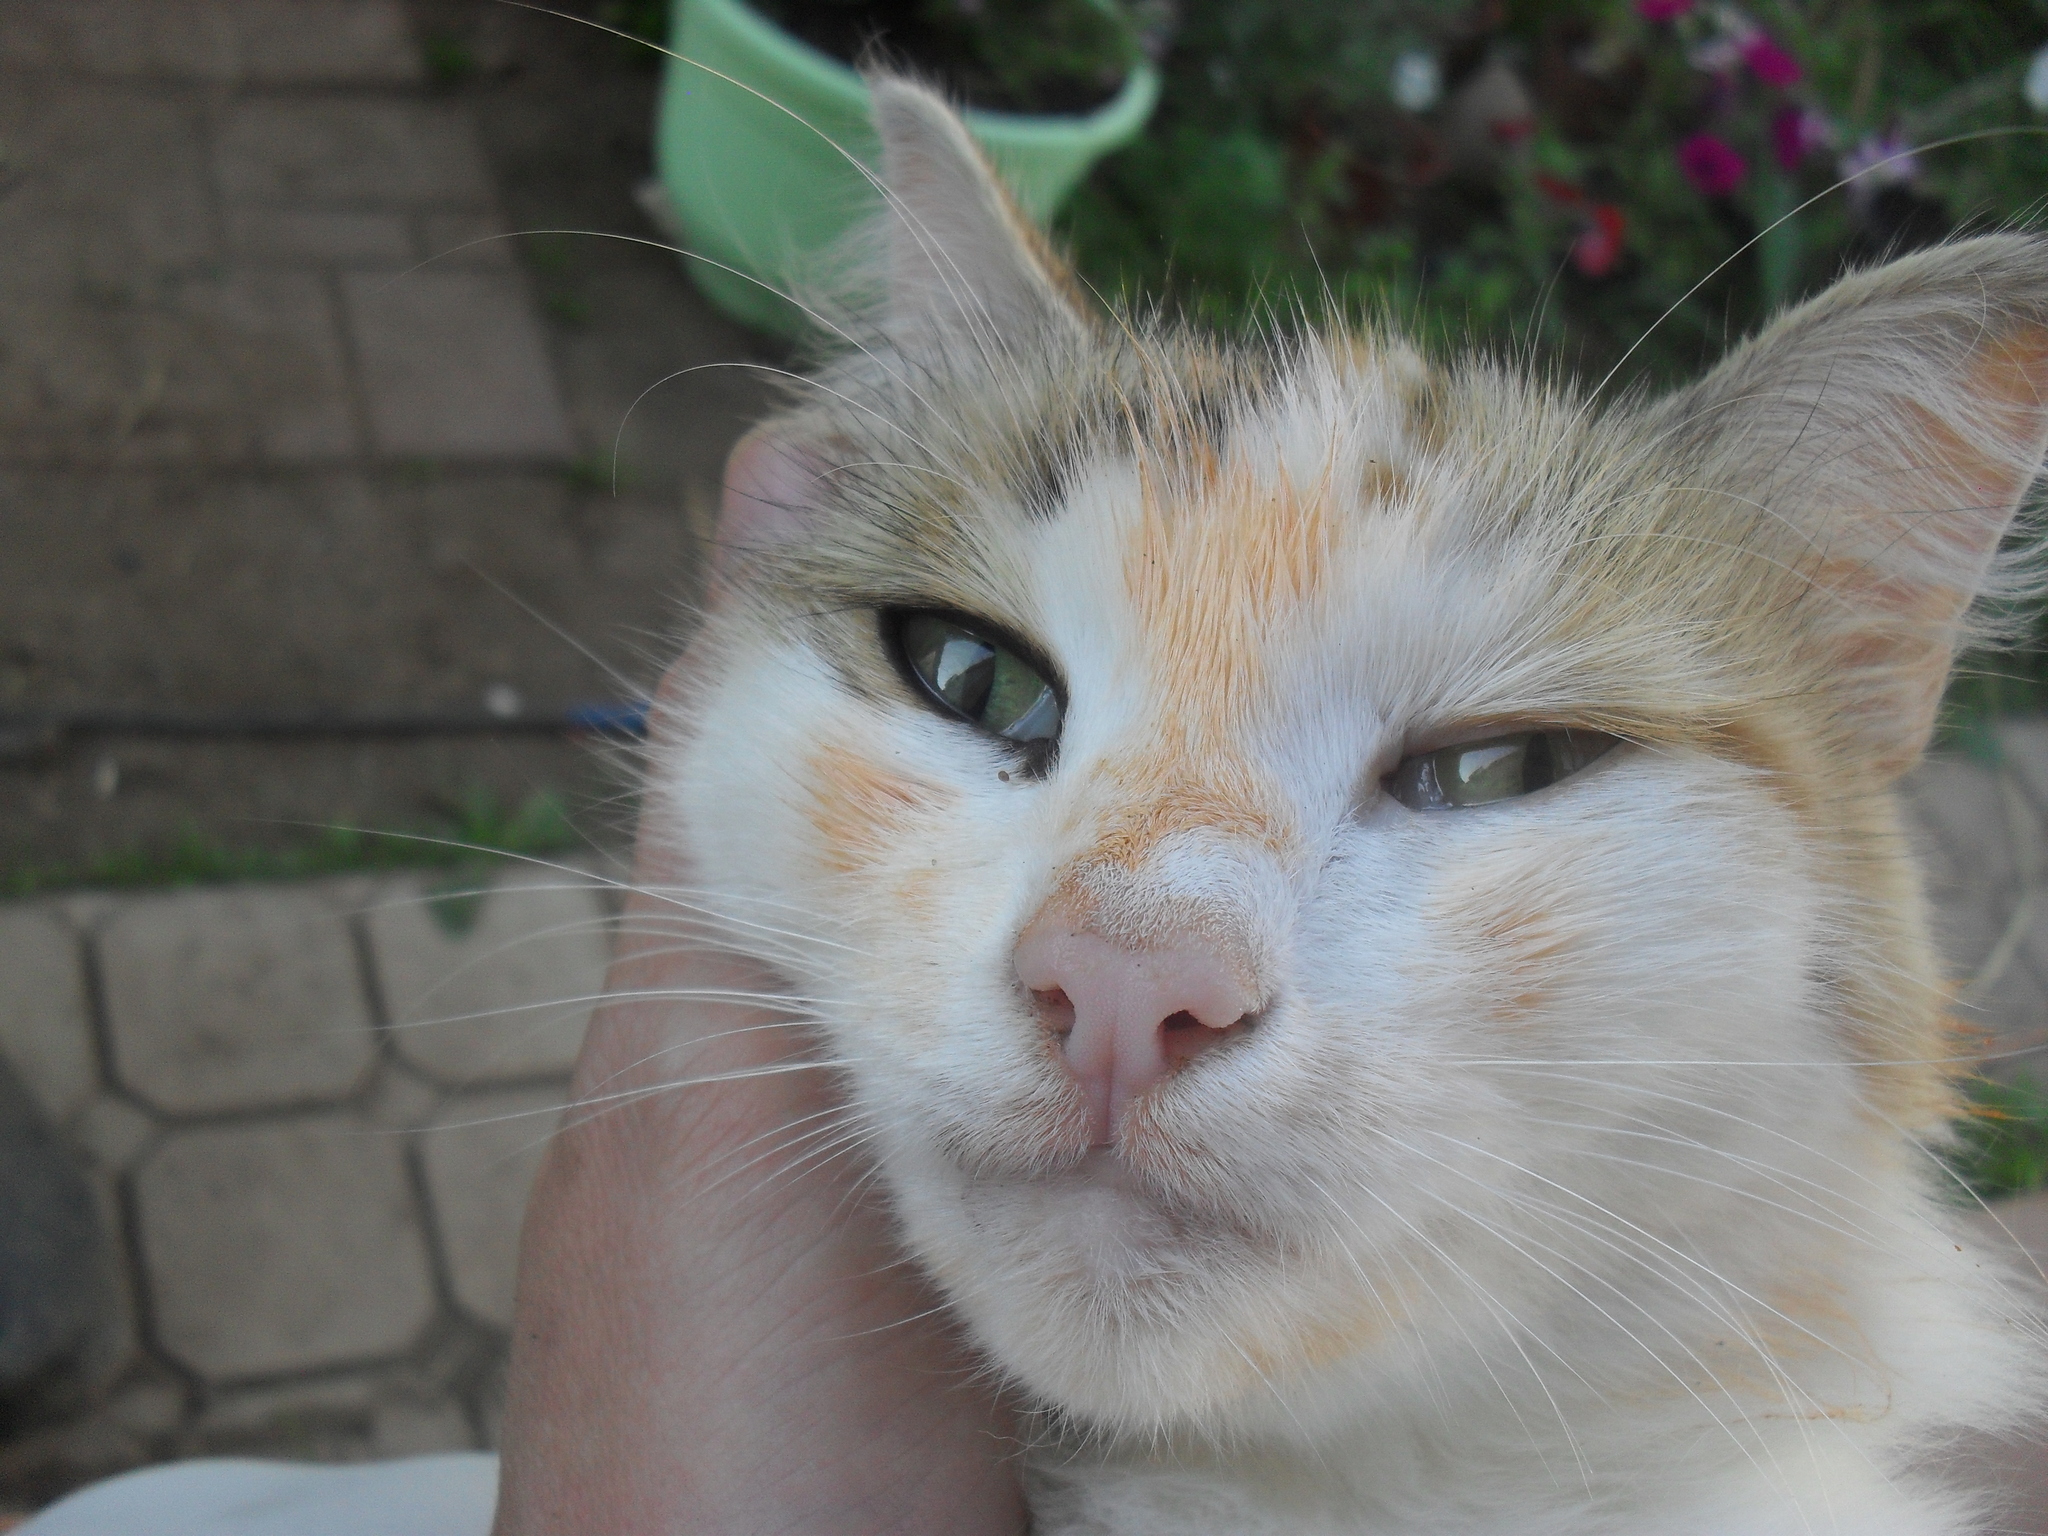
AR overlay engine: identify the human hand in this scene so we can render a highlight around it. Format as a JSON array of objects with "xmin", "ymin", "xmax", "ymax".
[{"xmin": 490, "ymin": 655, "xmax": 1027, "ymax": 1536}]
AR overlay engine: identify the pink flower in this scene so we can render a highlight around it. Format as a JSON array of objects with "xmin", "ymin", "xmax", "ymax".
[
  {"xmin": 1678, "ymin": 131, "xmax": 1747, "ymax": 197},
  {"xmin": 1770, "ymin": 105, "xmax": 1834, "ymax": 170},
  {"xmin": 1635, "ymin": 0, "xmax": 1693, "ymax": 20},
  {"xmin": 1571, "ymin": 204, "xmax": 1628, "ymax": 278},
  {"xmin": 1740, "ymin": 33, "xmax": 1802, "ymax": 88}
]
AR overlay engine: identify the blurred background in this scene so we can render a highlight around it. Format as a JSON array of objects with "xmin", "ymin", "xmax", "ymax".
[{"xmin": 0, "ymin": 0, "xmax": 2044, "ymax": 1521}]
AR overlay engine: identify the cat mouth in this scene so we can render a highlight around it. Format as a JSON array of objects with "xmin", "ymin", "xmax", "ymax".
[{"xmin": 977, "ymin": 1142, "xmax": 1272, "ymax": 1255}]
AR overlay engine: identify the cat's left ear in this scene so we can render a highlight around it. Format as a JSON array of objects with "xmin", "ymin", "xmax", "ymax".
[
  {"xmin": 866, "ymin": 75, "xmax": 1096, "ymax": 349},
  {"xmin": 1664, "ymin": 235, "xmax": 2048, "ymax": 778},
  {"xmin": 703, "ymin": 425, "xmax": 829, "ymax": 601}
]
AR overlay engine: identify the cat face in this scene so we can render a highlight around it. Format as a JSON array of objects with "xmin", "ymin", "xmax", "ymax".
[{"xmin": 659, "ymin": 81, "xmax": 2048, "ymax": 1440}]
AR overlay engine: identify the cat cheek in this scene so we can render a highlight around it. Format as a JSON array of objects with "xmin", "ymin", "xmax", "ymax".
[{"xmin": 801, "ymin": 740, "xmax": 956, "ymax": 877}]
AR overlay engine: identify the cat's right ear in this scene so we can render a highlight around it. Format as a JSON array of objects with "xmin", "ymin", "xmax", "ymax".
[
  {"xmin": 1659, "ymin": 235, "xmax": 2048, "ymax": 779},
  {"xmin": 706, "ymin": 426, "xmax": 825, "ymax": 602},
  {"xmin": 866, "ymin": 75, "xmax": 1096, "ymax": 350}
]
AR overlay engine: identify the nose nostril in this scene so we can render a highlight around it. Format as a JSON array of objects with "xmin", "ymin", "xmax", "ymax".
[
  {"xmin": 1159, "ymin": 1007, "xmax": 1254, "ymax": 1068},
  {"xmin": 1031, "ymin": 986, "xmax": 1077, "ymax": 1036}
]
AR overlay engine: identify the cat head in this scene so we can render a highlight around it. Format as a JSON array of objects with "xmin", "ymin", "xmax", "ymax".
[{"xmin": 661, "ymin": 79, "xmax": 2048, "ymax": 1441}]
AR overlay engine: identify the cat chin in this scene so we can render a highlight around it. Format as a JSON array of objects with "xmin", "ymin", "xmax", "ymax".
[{"xmin": 891, "ymin": 1146, "xmax": 1349, "ymax": 1434}]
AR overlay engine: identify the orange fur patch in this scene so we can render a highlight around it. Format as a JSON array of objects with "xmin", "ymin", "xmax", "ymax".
[
  {"xmin": 1083, "ymin": 757, "xmax": 1290, "ymax": 874},
  {"xmin": 1124, "ymin": 455, "xmax": 1341, "ymax": 739},
  {"xmin": 1060, "ymin": 448, "xmax": 1347, "ymax": 880},
  {"xmin": 1430, "ymin": 849, "xmax": 1580, "ymax": 1031},
  {"xmin": 804, "ymin": 742, "xmax": 948, "ymax": 875}
]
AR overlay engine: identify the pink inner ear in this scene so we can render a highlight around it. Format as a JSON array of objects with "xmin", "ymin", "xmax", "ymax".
[{"xmin": 709, "ymin": 428, "xmax": 823, "ymax": 593}]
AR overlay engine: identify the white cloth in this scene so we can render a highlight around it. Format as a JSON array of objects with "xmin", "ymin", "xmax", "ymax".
[{"xmin": 17, "ymin": 1454, "xmax": 498, "ymax": 1535}]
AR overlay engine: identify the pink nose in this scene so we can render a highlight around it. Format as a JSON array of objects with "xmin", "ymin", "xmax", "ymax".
[{"xmin": 1014, "ymin": 916, "xmax": 1258, "ymax": 1148}]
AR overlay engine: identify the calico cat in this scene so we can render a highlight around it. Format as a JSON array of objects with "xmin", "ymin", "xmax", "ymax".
[{"xmin": 656, "ymin": 75, "xmax": 2048, "ymax": 1536}]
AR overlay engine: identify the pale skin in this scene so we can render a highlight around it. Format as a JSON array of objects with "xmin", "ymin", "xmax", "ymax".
[{"xmin": 490, "ymin": 647, "xmax": 1029, "ymax": 1536}]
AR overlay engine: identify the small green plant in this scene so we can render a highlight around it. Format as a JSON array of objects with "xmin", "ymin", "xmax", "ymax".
[
  {"xmin": 748, "ymin": 0, "xmax": 1152, "ymax": 115},
  {"xmin": 602, "ymin": 0, "xmax": 673, "ymax": 48},
  {"xmin": 522, "ymin": 234, "xmax": 576, "ymax": 278},
  {"xmin": 2, "ymin": 791, "xmax": 581, "ymax": 900},
  {"xmin": 1949, "ymin": 1073, "xmax": 2048, "ymax": 1201},
  {"xmin": 563, "ymin": 455, "xmax": 636, "ymax": 493},
  {"xmin": 543, "ymin": 291, "xmax": 593, "ymax": 325},
  {"xmin": 421, "ymin": 32, "xmax": 479, "ymax": 87}
]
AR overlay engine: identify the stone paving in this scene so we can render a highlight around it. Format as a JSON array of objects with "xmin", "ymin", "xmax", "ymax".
[
  {"xmin": 0, "ymin": 0, "xmax": 766, "ymax": 879},
  {"xmin": 0, "ymin": 866, "xmax": 611, "ymax": 1501},
  {"xmin": 0, "ymin": 0, "xmax": 570, "ymax": 471}
]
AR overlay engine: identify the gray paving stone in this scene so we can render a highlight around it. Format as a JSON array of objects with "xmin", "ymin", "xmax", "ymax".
[
  {"xmin": 1904, "ymin": 756, "xmax": 2023, "ymax": 896},
  {"xmin": 0, "ymin": 1413, "xmax": 148, "ymax": 1495},
  {"xmin": 179, "ymin": 270, "xmax": 362, "ymax": 461},
  {"xmin": 212, "ymin": 100, "xmax": 492, "ymax": 209},
  {"xmin": 0, "ymin": 906, "xmax": 98, "ymax": 1123},
  {"xmin": 1964, "ymin": 1189, "xmax": 2048, "ymax": 1268},
  {"xmin": 101, "ymin": 1380, "xmax": 186, "ymax": 1438},
  {"xmin": 362, "ymin": 1064, "xmax": 443, "ymax": 1131},
  {"xmin": 78, "ymin": 1167, "xmax": 143, "ymax": 1390},
  {"xmin": 341, "ymin": 270, "xmax": 576, "ymax": 460},
  {"xmin": 0, "ymin": 81, "xmax": 218, "ymax": 288},
  {"xmin": 416, "ymin": 212, "xmax": 518, "ymax": 268},
  {"xmin": 217, "ymin": 0, "xmax": 421, "ymax": 86},
  {"xmin": 1955, "ymin": 944, "xmax": 2048, "ymax": 1072},
  {"xmin": 372, "ymin": 1399, "xmax": 476, "ymax": 1456},
  {"xmin": 0, "ymin": 268, "xmax": 361, "ymax": 465},
  {"xmin": 227, "ymin": 209, "xmax": 413, "ymax": 264},
  {"xmin": 98, "ymin": 886, "xmax": 376, "ymax": 1115},
  {"xmin": 1926, "ymin": 887, "xmax": 2010, "ymax": 982},
  {"xmin": 0, "ymin": 0, "xmax": 420, "ymax": 84},
  {"xmin": 196, "ymin": 1372, "xmax": 377, "ymax": 1437},
  {"xmin": 368, "ymin": 877, "xmax": 607, "ymax": 1082},
  {"xmin": 136, "ymin": 1116, "xmax": 436, "ymax": 1380},
  {"xmin": 420, "ymin": 1088, "xmax": 562, "ymax": 1329},
  {"xmin": 1997, "ymin": 717, "xmax": 2048, "ymax": 818},
  {"xmin": 71, "ymin": 1094, "xmax": 157, "ymax": 1173}
]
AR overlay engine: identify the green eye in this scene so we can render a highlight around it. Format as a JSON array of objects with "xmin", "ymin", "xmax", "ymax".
[
  {"xmin": 892, "ymin": 611, "xmax": 1063, "ymax": 759},
  {"xmin": 1385, "ymin": 729, "xmax": 1616, "ymax": 811}
]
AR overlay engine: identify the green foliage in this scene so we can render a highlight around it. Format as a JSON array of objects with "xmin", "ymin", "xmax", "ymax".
[
  {"xmin": 2, "ymin": 791, "xmax": 580, "ymax": 900},
  {"xmin": 1949, "ymin": 1073, "xmax": 2048, "ymax": 1201},
  {"xmin": 601, "ymin": 0, "xmax": 673, "ymax": 45},
  {"xmin": 421, "ymin": 32, "xmax": 479, "ymax": 86},
  {"xmin": 543, "ymin": 291, "xmax": 594, "ymax": 325},
  {"xmin": 925, "ymin": 0, "xmax": 1146, "ymax": 114},
  {"xmin": 1060, "ymin": 0, "xmax": 2048, "ymax": 390},
  {"xmin": 749, "ymin": 0, "xmax": 1146, "ymax": 114}
]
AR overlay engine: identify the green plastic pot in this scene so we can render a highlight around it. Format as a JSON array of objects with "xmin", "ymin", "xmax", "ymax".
[{"xmin": 653, "ymin": 0, "xmax": 1159, "ymax": 335}]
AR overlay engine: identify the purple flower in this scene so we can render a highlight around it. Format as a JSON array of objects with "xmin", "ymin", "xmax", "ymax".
[
  {"xmin": 1678, "ymin": 132, "xmax": 1748, "ymax": 197},
  {"xmin": 1838, "ymin": 130, "xmax": 1922, "ymax": 210},
  {"xmin": 1770, "ymin": 105, "xmax": 1834, "ymax": 170},
  {"xmin": 1740, "ymin": 33, "xmax": 1802, "ymax": 88},
  {"xmin": 1635, "ymin": 0, "xmax": 1693, "ymax": 20}
]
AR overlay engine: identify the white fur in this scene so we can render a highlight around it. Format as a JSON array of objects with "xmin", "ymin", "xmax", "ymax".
[
  {"xmin": 654, "ymin": 81, "xmax": 2048, "ymax": 1534},
  {"xmin": 664, "ymin": 364, "xmax": 2043, "ymax": 1533}
]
